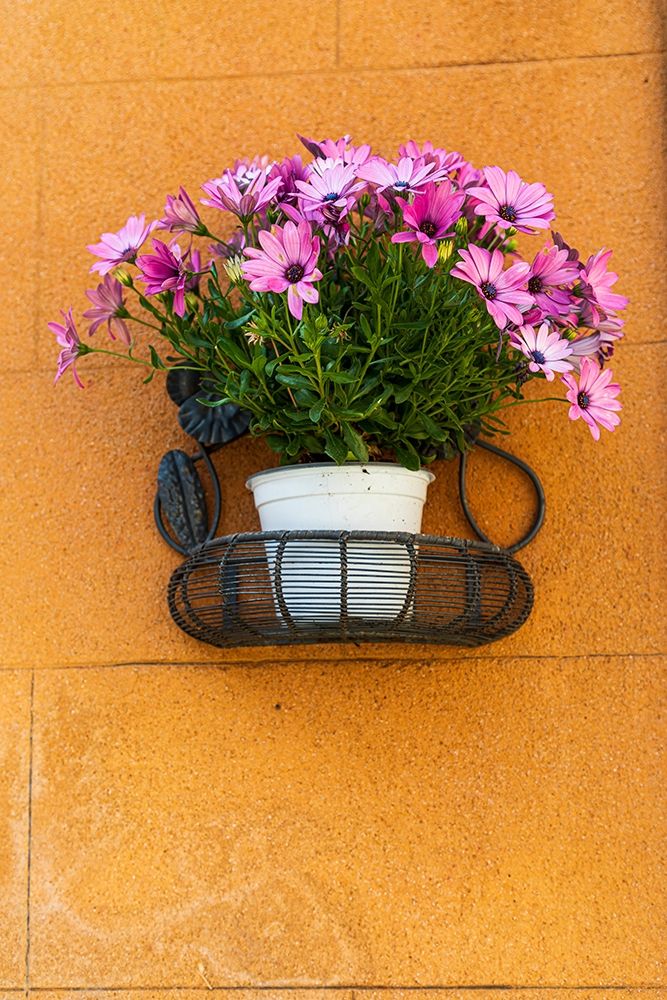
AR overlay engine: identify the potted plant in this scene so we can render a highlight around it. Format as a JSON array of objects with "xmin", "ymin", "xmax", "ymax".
[{"xmin": 50, "ymin": 134, "xmax": 625, "ymax": 618}]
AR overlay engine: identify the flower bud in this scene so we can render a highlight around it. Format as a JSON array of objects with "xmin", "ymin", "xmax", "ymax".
[
  {"xmin": 224, "ymin": 255, "xmax": 245, "ymax": 283},
  {"xmin": 438, "ymin": 240, "xmax": 454, "ymax": 262},
  {"xmin": 185, "ymin": 292, "xmax": 200, "ymax": 312},
  {"xmin": 455, "ymin": 217, "xmax": 468, "ymax": 237},
  {"xmin": 115, "ymin": 269, "xmax": 134, "ymax": 287}
]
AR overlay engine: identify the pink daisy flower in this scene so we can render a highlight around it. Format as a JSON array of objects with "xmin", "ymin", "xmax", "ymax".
[
  {"xmin": 565, "ymin": 332, "xmax": 602, "ymax": 371},
  {"xmin": 296, "ymin": 159, "xmax": 364, "ymax": 222},
  {"xmin": 357, "ymin": 155, "xmax": 450, "ymax": 196},
  {"xmin": 391, "ymin": 182, "xmax": 465, "ymax": 267},
  {"xmin": 228, "ymin": 155, "xmax": 275, "ymax": 191},
  {"xmin": 298, "ymin": 134, "xmax": 372, "ymax": 166},
  {"xmin": 83, "ymin": 275, "xmax": 131, "ymax": 344},
  {"xmin": 561, "ymin": 358, "xmax": 622, "ymax": 440},
  {"xmin": 511, "ymin": 322, "xmax": 573, "ymax": 381},
  {"xmin": 160, "ymin": 186, "xmax": 204, "ymax": 235},
  {"xmin": 398, "ymin": 140, "xmax": 466, "ymax": 175},
  {"xmin": 596, "ymin": 311, "xmax": 625, "ymax": 362},
  {"xmin": 87, "ymin": 214, "xmax": 158, "ymax": 275},
  {"xmin": 468, "ymin": 166, "xmax": 555, "ymax": 233},
  {"xmin": 527, "ymin": 244, "xmax": 580, "ymax": 317},
  {"xmin": 136, "ymin": 239, "xmax": 189, "ymax": 317},
  {"xmin": 48, "ymin": 308, "xmax": 84, "ymax": 388},
  {"xmin": 579, "ymin": 248, "xmax": 628, "ymax": 317},
  {"xmin": 450, "ymin": 245, "xmax": 533, "ymax": 329},
  {"xmin": 201, "ymin": 169, "xmax": 282, "ymax": 220},
  {"xmin": 267, "ymin": 154, "xmax": 310, "ymax": 204},
  {"xmin": 242, "ymin": 220, "xmax": 323, "ymax": 321}
]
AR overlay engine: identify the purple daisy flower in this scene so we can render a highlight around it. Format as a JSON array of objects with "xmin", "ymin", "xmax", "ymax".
[
  {"xmin": 296, "ymin": 159, "xmax": 364, "ymax": 223},
  {"xmin": 511, "ymin": 322, "xmax": 574, "ymax": 381},
  {"xmin": 228, "ymin": 155, "xmax": 275, "ymax": 191},
  {"xmin": 596, "ymin": 311, "xmax": 625, "ymax": 363},
  {"xmin": 450, "ymin": 245, "xmax": 533, "ymax": 329},
  {"xmin": 391, "ymin": 182, "xmax": 465, "ymax": 268},
  {"xmin": 357, "ymin": 155, "xmax": 451, "ymax": 196},
  {"xmin": 398, "ymin": 140, "xmax": 466, "ymax": 175},
  {"xmin": 298, "ymin": 134, "xmax": 372, "ymax": 166},
  {"xmin": 242, "ymin": 220, "xmax": 323, "ymax": 320},
  {"xmin": 468, "ymin": 166, "xmax": 555, "ymax": 233},
  {"xmin": 83, "ymin": 275, "xmax": 131, "ymax": 344},
  {"xmin": 201, "ymin": 169, "xmax": 282, "ymax": 220},
  {"xmin": 267, "ymin": 154, "xmax": 310, "ymax": 204},
  {"xmin": 160, "ymin": 186, "xmax": 204, "ymax": 235},
  {"xmin": 136, "ymin": 239, "xmax": 189, "ymax": 317},
  {"xmin": 87, "ymin": 214, "xmax": 158, "ymax": 275},
  {"xmin": 565, "ymin": 332, "xmax": 602, "ymax": 371},
  {"xmin": 48, "ymin": 308, "xmax": 84, "ymax": 388},
  {"xmin": 527, "ymin": 244, "xmax": 580, "ymax": 318}
]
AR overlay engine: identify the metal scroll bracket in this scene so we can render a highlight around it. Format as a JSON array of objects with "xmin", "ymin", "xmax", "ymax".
[
  {"xmin": 155, "ymin": 437, "xmax": 545, "ymax": 558},
  {"xmin": 458, "ymin": 439, "xmax": 546, "ymax": 555},
  {"xmin": 154, "ymin": 444, "xmax": 223, "ymax": 556}
]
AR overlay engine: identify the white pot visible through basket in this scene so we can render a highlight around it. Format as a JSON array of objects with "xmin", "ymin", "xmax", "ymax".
[{"xmin": 245, "ymin": 463, "xmax": 435, "ymax": 622}]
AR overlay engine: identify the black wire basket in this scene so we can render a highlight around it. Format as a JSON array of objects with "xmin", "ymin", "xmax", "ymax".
[
  {"xmin": 155, "ymin": 375, "xmax": 544, "ymax": 649},
  {"xmin": 168, "ymin": 530, "xmax": 534, "ymax": 648}
]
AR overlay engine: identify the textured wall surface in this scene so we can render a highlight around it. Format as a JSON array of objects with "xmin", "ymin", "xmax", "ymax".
[{"xmin": 1, "ymin": 0, "xmax": 666, "ymax": 993}]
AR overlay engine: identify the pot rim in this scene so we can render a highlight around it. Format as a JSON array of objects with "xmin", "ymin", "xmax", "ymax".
[{"xmin": 246, "ymin": 461, "xmax": 436, "ymax": 491}]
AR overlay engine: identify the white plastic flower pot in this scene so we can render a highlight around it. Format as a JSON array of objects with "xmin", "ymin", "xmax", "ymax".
[{"xmin": 246, "ymin": 462, "xmax": 435, "ymax": 621}]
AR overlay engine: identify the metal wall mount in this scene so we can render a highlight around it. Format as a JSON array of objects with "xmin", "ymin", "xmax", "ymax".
[{"xmin": 154, "ymin": 373, "xmax": 545, "ymax": 648}]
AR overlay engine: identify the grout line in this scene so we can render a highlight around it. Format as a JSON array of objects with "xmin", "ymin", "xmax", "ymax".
[
  {"xmin": 24, "ymin": 670, "xmax": 35, "ymax": 990},
  {"xmin": 0, "ymin": 650, "xmax": 664, "ymax": 673},
  {"xmin": 0, "ymin": 48, "xmax": 663, "ymax": 93},
  {"xmin": 22, "ymin": 984, "xmax": 667, "ymax": 992}
]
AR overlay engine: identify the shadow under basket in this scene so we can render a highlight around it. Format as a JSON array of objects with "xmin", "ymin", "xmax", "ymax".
[{"xmin": 168, "ymin": 530, "xmax": 534, "ymax": 648}]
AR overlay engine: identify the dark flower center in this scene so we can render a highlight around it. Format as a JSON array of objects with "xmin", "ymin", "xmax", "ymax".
[
  {"xmin": 528, "ymin": 276, "xmax": 543, "ymax": 293},
  {"xmin": 531, "ymin": 349, "xmax": 546, "ymax": 365},
  {"xmin": 420, "ymin": 220, "xmax": 437, "ymax": 237},
  {"xmin": 499, "ymin": 204, "xmax": 517, "ymax": 222},
  {"xmin": 394, "ymin": 180, "xmax": 410, "ymax": 189},
  {"xmin": 323, "ymin": 192, "xmax": 339, "ymax": 202},
  {"xmin": 577, "ymin": 391, "xmax": 590, "ymax": 409},
  {"xmin": 481, "ymin": 281, "xmax": 497, "ymax": 300},
  {"xmin": 285, "ymin": 263, "xmax": 305, "ymax": 283}
]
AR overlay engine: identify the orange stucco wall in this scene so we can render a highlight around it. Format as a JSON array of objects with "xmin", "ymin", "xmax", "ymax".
[{"xmin": 0, "ymin": 0, "xmax": 666, "ymax": 991}]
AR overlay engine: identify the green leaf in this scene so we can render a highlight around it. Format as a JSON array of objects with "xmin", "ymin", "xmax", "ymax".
[
  {"xmin": 393, "ymin": 384, "xmax": 414, "ymax": 404},
  {"xmin": 323, "ymin": 427, "xmax": 349, "ymax": 465},
  {"xmin": 250, "ymin": 355, "xmax": 266, "ymax": 377},
  {"xmin": 417, "ymin": 413, "xmax": 448, "ymax": 442},
  {"xmin": 393, "ymin": 441, "xmax": 421, "ymax": 471},
  {"xmin": 293, "ymin": 387, "xmax": 318, "ymax": 406},
  {"xmin": 275, "ymin": 371, "xmax": 313, "ymax": 389},
  {"xmin": 215, "ymin": 335, "xmax": 248, "ymax": 366},
  {"xmin": 341, "ymin": 424, "xmax": 369, "ymax": 462},
  {"xmin": 148, "ymin": 345, "xmax": 166, "ymax": 370},
  {"xmin": 309, "ymin": 399, "xmax": 325, "ymax": 422},
  {"xmin": 322, "ymin": 370, "xmax": 358, "ymax": 385},
  {"xmin": 226, "ymin": 311, "xmax": 255, "ymax": 330}
]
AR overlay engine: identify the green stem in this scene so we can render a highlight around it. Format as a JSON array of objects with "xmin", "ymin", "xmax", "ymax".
[{"xmin": 84, "ymin": 346, "xmax": 154, "ymax": 368}]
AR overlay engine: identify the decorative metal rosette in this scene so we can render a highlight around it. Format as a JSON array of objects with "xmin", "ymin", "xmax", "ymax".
[{"xmin": 166, "ymin": 368, "xmax": 251, "ymax": 447}]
